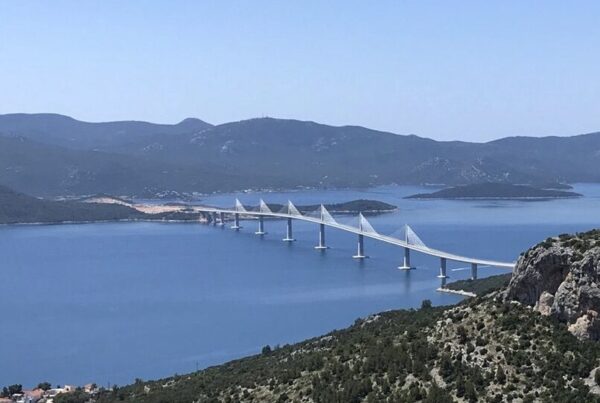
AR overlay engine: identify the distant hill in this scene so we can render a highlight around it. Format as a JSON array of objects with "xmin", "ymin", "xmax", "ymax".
[
  {"xmin": 1, "ymin": 114, "xmax": 600, "ymax": 196},
  {"xmin": 0, "ymin": 113, "xmax": 212, "ymax": 150},
  {"xmin": 405, "ymin": 183, "xmax": 582, "ymax": 200}
]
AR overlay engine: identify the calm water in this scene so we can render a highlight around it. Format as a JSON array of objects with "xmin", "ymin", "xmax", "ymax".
[{"xmin": 2, "ymin": 184, "xmax": 600, "ymax": 387}]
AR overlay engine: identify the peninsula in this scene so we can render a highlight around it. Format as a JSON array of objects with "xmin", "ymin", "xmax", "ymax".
[{"xmin": 0, "ymin": 186, "xmax": 396, "ymax": 225}]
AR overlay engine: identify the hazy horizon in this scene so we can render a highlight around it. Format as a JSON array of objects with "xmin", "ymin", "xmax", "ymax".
[{"xmin": 1, "ymin": 1, "xmax": 599, "ymax": 141}]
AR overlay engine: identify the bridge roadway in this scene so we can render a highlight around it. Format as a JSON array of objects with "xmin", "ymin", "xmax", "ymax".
[{"xmin": 194, "ymin": 205, "xmax": 516, "ymax": 271}]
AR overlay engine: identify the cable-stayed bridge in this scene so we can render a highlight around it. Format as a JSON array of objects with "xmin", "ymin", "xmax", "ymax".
[{"xmin": 196, "ymin": 199, "xmax": 516, "ymax": 279}]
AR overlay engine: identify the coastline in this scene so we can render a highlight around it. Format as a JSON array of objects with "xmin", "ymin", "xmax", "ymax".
[
  {"xmin": 408, "ymin": 196, "xmax": 581, "ymax": 201},
  {"xmin": 436, "ymin": 287, "xmax": 476, "ymax": 298},
  {"xmin": 0, "ymin": 218, "xmax": 209, "ymax": 227}
]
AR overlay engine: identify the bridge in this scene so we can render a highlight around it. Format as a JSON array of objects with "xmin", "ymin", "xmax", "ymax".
[{"xmin": 195, "ymin": 199, "xmax": 516, "ymax": 279}]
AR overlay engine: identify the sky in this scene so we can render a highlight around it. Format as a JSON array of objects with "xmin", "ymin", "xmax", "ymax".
[{"xmin": 1, "ymin": 1, "xmax": 599, "ymax": 142}]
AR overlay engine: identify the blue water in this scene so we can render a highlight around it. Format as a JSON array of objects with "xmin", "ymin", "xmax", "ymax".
[{"xmin": 2, "ymin": 184, "xmax": 600, "ymax": 387}]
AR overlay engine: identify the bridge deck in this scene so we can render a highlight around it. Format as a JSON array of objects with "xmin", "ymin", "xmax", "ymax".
[{"xmin": 196, "ymin": 207, "xmax": 516, "ymax": 269}]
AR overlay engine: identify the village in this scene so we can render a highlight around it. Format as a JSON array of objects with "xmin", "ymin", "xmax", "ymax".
[{"xmin": 0, "ymin": 383, "xmax": 99, "ymax": 403}]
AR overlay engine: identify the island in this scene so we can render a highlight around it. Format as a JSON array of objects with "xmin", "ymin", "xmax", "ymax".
[
  {"xmin": 262, "ymin": 199, "xmax": 397, "ymax": 215},
  {"xmin": 405, "ymin": 183, "xmax": 582, "ymax": 200}
]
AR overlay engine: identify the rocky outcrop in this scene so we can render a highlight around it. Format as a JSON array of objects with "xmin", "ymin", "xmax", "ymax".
[{"xmin": 506, "ymin": 231, "xmax": 600, "ymax": 340}]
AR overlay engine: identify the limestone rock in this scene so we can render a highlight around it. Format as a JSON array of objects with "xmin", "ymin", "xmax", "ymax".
[
  {"xmin": 506, "ymin": 232, "xmax": 600, "ymax": 340},
  {"xmin": 535, "ymin": 291, "xmax": 554, "ymax": 316}
]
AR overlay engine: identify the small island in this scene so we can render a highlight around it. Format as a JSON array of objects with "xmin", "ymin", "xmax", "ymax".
[
  {"xmin": 263, "ymin": 199, "xmax": 397, "ymax": 215},
  {"xmin": 405, "ymin": 183, "xmax": 582, "ymax": 200}
]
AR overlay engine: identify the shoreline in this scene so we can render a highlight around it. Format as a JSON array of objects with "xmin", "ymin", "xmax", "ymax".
[
  {"xmin": 436, "ymin": 287, "xmax": 476, "ymax": 298},
  {"xmin": 0, "ymin": 218, "xmax": 209, "ymax": 227},
  {"xmin": 408, "ymin": 196, "xmax": 581, "ymax": 201}
]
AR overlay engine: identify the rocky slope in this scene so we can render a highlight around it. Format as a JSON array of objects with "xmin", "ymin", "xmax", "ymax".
[
  {"xmin": 93, "ymin": 294, "xmax": 600, "ymax": 403},
  {"xmin": 506, "ymin": 229, "xmax": 600, "ymax": 340},
  {"xmin": 90, "ymin": 228, "xmax": 600, "ymax": 403}
]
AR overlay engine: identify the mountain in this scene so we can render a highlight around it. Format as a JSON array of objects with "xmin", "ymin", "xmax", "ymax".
[
  {"xmin": 0, "ymin": 113, "xmax": 212, "ymax": 150},
  {"xmin": 1, "ymin": 114, "xmax": 600, "ymax": 196},
  {"xmin": 88, "ymin": 232, "xmax": 600, "ymax": 403},
  {"xmin": 0, "ymin": 136, "xmax": 247, "ymax": 196}
]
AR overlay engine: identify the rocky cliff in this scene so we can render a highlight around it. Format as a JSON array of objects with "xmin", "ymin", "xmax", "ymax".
[{"xmin": 506, "ymin": 229, "xmax": 600, "ymax": 339}]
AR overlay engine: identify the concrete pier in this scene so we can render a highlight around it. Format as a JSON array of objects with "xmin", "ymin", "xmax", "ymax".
[
  {"xmin": 398, "ymin": 248, "xmax": 414, "ymax": 270},
  {"xmin": 315, "ymin": 223, "xmax": 328, "ymax": 249},
  {"xmin": 438, "ymin": 257, "xmax": 448, "ymax": 278},
  {"xmin": 353, "ymin": 234, "xmax": 367, "ymax": 259},
  {"xmin": 283, "ymin": 217, "xmax": 295, "ymax": 241},
  {"xmin": 471, "ymin": 263, "xmax": 478, "ymax": 280},
  {"xmin": 231, "ymin": 213, "xmax": 241, "ymax": 230},
  {"xmin": 255, "ymin": 216, "xmax": 266, "ymax": 235}
]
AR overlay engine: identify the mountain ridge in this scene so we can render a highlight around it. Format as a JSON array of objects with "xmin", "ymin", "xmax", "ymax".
[{"xmin": 1, "ymin": 113, "xmax": 600, "ymax": 197}]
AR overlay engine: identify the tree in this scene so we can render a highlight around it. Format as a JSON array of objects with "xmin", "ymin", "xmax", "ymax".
[
  {"xmin": 456, "ymin": 374, "xmax": 466, "ymax": 397},
  {"xmin": 7, "ymin": 384, "xmax": 22, "ymax": 396},
  {"xmin": 496, "ymin": 366, "xmax": 507, "ymax": 384},
  {"xmin": 464, "ymin": 380, "xmax": 477, "ymax": 403},
  {"xmin": 262, "ymin": 345, "xmax": 272, "ymax": 354},
  {"xmin": 421, "ymin": 299, "xmax": 433, "ymax": 309},
  {"xmin": 37, "ymin": 382, "xmax": 52, "ymax": 391},
  {"xmin": 424, "ymin": 383, "xmax": 453, "ymax": 403}
]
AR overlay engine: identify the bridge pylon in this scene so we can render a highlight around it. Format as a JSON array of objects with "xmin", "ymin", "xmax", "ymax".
[
  {"xmin": 398, "ymin": 248, "xmax": 413, "ymax": 270},
  {"xmin": 255, "ymin": 215, "xmax": 266, "ymax": 235},
  {"xmin": 353, "ymin": 234, "xmax": 368, "ymax": 259},
  {"xmin": 282, "ymin": 217, "xmax": 295, "ymax": 242},
  {"xmin": 231, "ymin": 213, "xmax": 242, "ymax": 230},
  {"xmin": 398, "ymin": 225, "xmax": 420, "ymax": 270},
  {"xmin": 315, "ymin": 223, "xmax": 328, "ymax": 250},
  {"xmin": 438, "ymin": 257, "xmax": 448, "ymax": 279}
]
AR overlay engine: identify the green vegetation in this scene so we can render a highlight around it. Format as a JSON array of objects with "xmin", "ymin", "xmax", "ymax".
[
  {"xmin": 263, "ymin": 199, "xmax": 397, "ymax": 214},
  {"xmin": 2, "ymin": 114, "xmax": 600, "ymax": 197},
  {"xmin": 405, "ymin": 183, "xmax": 582, "ymax": 200},
  {"xmin": 37, "ymin": 382, "xmax": 52, "ymax": 391},
  {"xmin": 443, "ymin": 273, "xmax": 512, "ymax": 296},
  {"xmin": 54, "ymin": 389, "xmax": 93, "ymax": 403},
  {"xmin": 1, "ymin": 384, "xmax": 22, "ymax": 397},
  {"xmin": 530, "ymin": 229, "xmax": 600, "ymax": 262},
  {"xmin": 94, "ymin": 292, "xmax": 600, "ymax": 403},
  {"xmin": 0, "ymin": 185, "xmax": 146, "ymax": 224},
  {"xmin": 0, "ymin": 185, "xmax": 212, "ymax": 225}
]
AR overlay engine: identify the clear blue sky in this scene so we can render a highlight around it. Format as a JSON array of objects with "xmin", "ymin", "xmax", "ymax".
[{"xmin": 1, "ymin": 1, "xmax": 599, "ymax": 141}]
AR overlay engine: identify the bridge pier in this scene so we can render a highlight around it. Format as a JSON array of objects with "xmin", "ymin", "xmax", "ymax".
[
  {"xmin": 471, "ymin": 263, "xmax": 478, "ymax": 280},
  {"xmin": 255, "ymin": 216, "xmax": 266, "ymax": 235},
  {"xmin": 314, "ymin": 223, "xmax": 328, "ymax": 249},
  {"xmin": 438, "ymin": 257, "xmax": 448, "ymax": 278},
  {"xmin": 211, "ymin": 212, "xmax": 218, "ymax": 225},
  {"xmin": 219, "ymin": 212, "xmax": 225, "ymax": 226},
  {"xmin": 283, "ymin": 217, "xmax": 295, "ymax": 241},
  {"xmin": 231, "ymin": 213, "xmax": 241, "ymax": 230},
  {"xmin": 398, "ymin": 248, "xmax": 414, "ymax": 270},
  {"xmin": 353, "ymin": 234, "xmax": 367, "ymax": 259}
]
